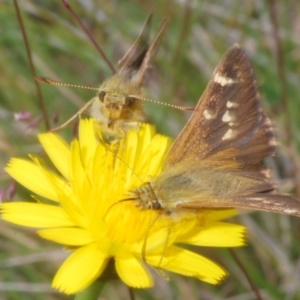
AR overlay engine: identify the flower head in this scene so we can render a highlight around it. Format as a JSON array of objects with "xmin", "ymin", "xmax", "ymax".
[{"xmin": 1, "ymin": 119, "xmax": 245, "ymax": 294}]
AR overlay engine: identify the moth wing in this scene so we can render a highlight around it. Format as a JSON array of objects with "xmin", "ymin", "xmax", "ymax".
[
  {"xmin": 132, "ymin": 18, "xmax": 168, "ymax": 86},
  {"xmin": 155, "ymin": 166, "xmax": 274, "ymax": 207},
  {"xmin": 117, "ymin": 15, "xmax": 168, "ymax": 87},
  {"xmin": 155, "ymin": 45, "xmax": 299, "ymax": 216},
  {"xmin": 177, "ymin": 194, "xmax": 300, "ymax": 217},
  {"xmin": 118, "ymin": 15, "xmax": 152, "ymax": 75},
  {"xmin": 165, "ymin": 45, "xmax": 275, "ymax": 170}
]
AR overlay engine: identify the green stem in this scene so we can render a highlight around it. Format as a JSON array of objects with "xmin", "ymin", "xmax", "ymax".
[{"xmin": 74, "ymin": 280, "xmax": 105, "ymax": 300}]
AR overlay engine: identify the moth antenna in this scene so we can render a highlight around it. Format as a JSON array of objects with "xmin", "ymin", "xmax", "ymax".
[
  {"xmin": 140, "ymin": 212, "xmax": 171, "ymax": 281},
  {"xmin": 129, "ymin": 95, "xmax": 194, "ymax": 111},
  {"xmin": 229, "ymin": 249, "xmax": 263, "ymax": 300},
  {"xmin": 12, "ymin": 0, "xmax": 50, "ymax": 130},
  {"xmin": 35, "ymin": 77, "xmax": 99, "ymax": 131},
  {"xmin": 61, "ymin": 0, "xmax": 115, "ymax": 73},
  {"xmin": 35, "ymin": 77, "xmax": 99, "ymax": 91},
  {"xmin": 102, "ymin": 198, "xmax": 136, "ymax": 221},
  {"xmin": 108, "ymin": 145, "xmax": 144, "ymax": 183},
  {"xmin": 157, "ymin": 227, "xmax": 170, "ymax": 268},
  {"xmin": 141, "ymin": 211, "xmax": 161, "ymax": 263}
]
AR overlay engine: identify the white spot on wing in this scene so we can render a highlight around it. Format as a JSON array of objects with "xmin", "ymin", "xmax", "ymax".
[
  {"xmin": 260, "ymin": 168, "xmax": 271, "ymax": 179},
  {"xmin": 263, "ymin": 200, "xmax": 271, "ymax": 204},
  {"xmin": 222, "ymin": 110, "xmax": 236, "ymax": 122},
  {"xmin": 214, "ymin": 73, "xmax": 236, "ymax": 86},
  {"xmin": 222, "ymin": 129, "xmax": 237, "ymax": 140},
  {"xmin": 226, "ymin": 101, "xmax": 239, "ymax": 108},
  {"xmin": 284, "ymin": 208, "xmax": 298, "ymax": 214},
  {"xmin": 203, "ymin": 109, "xmax": 216, "ymax": 120},
  {"xmin": 269, "ymin": 138, "xmax": 277, "ymax": 147}
]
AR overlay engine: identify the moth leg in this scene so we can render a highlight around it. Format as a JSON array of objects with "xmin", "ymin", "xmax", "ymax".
[{"xmin": 51, "ymin": 98, "xmax": 95, "ymax": 132}]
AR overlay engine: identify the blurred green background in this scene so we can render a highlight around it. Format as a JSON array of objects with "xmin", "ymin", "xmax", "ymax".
[{"xmin": 1, "ymin": 0, "xmax": 300, "ymax": 299}]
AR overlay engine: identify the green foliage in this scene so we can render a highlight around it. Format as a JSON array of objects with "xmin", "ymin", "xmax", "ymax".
[{"xmin": 1, "ymin": 0, "xmax": 300, "ymax": 299}]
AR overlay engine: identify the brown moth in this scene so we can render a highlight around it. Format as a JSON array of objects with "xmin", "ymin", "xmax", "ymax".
[
  {"xmin": 131, "ymin": 44, "xmax": 300, "ymax": 217},
  {"xmin": 39, "ymin": 15, "xmax": 169, "ymax": 142},
  {"xmin": 90, "ymin": 15, "xmax": 167, "ymax": 142}
]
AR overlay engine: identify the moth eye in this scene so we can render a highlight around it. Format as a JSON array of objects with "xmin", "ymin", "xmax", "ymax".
[
  {"xmin": 125, "ymin": 96, "xmax": 136, "ymax": 107},
  {"xmin": 98, "ymin": 91, "xmax": 106, "ymax": 102},
  {"xmin": 152, "ymin": 201, "xmax": 161, "ymax": 209}
]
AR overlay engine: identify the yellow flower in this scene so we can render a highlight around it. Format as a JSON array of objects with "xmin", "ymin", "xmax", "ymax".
[{"xmin": 1, "ymin": 119, "xmax": 245, "ymax": 294}]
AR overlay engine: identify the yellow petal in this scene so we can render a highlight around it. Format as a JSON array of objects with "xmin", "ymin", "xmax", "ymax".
[
  {"xmin": 116, "ymin": 129, "xmax": 139, "ymax": 188},
  {"xmin": 53, "ymin": 243, "xmax": 109, "ymax": 294},
  {"xmin": 78, "ymin": 119, "xmax": 99, "ymax": 170},
  {"xmin": 30, "ymin": 156, "xmax": 73, "ymax": 202},
  {"xmin": 115, "ymin": 256, "xmax": 153, "ymax": 288},
  {"xmin": 137, "ymin": 123, "xmax": 156, "ymax": 155},
  {"xmin": 134, "ymin": 130, "xmax": 172, "ymax": 181},
  {"xmin": 178, "ymin": 222, "xmax": 246, "ymax": 247},
  {"xmin": 58, "ymin": 189, "xmax": 89, "ymax": 229},
  {"xmin": 197, "ymin": 209, "xmax": 238, "ymax": 221},
  {"xmin": 38, "ymin": 132, "xmax": 70, "ymax": 180},
  {"xmin": 130, "ymin": 223, "xmax": 176, "ymax": 255},
  {"xmin": 1, "ymin": 203, "xmax": 74, "ymax": 227},
  {"xmin": 38, "ymin": 228, "xmax": 93, "ymax": 245},
  {"xmin": 149, "ymin": 246, "xmax": 226, "ymax": 284},
  {"xmin": 5, "ymin": 159, "xmax": 59, "ymax": 201},
  {"xmin": 69, "ymin": 140, "xmax": 86, "ymax": 196}
]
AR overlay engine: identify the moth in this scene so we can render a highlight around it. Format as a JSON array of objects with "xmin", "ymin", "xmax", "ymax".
[
  {"xmin": 89, "ymin": 15, "xmax": 167, "ymax": 142},
  {"xmin": 38, "ymin": 15, "xmax": 173, "ymax": 142},
  {"xmin": 131, "ymin": 44, "xmax": 300, "ymax": 217}
]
